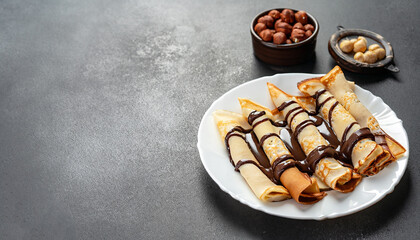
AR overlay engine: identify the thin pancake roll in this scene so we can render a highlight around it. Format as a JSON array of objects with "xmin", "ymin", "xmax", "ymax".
[
  {"xmin": 320, "ymin": 66, "xmax": 406, "ymax": 171},
  {"xmin": 213, "ymin": 110, "xmax": 290, "ymax": 201},
  {"xmin": 238, "ymin": 98, "xmax": 326, "ymax": 204},
  {"xmin": 267, "ymin": 83, "xmax": 362, "ymax": 193},
  {"xmin": 297, "ymin": 78, "xmax": 391, "ymax": 176}
]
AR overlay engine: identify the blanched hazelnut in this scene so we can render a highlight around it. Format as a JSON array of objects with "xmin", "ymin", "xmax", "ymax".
[
  {"xmin": 340, "ymin": 39, "xmax": 354, "ymax": 53},
  {"xmin": 305, "ymin": 30, "xmax": 312, "ymax": 39},
  {"xmin": 295, "ymin": 11, "xmax": 308, "ymax": 25},
  {"xmin": 293, "ymin": 22, "xmax": 304, "ymax": 30},
  {"xmin": 275, "ymin": 21, "xmax": 292, "ymax": 35},
  {"xmin": 374, "ymin": 48, "xmax": 386, "ymax": 60},
  {"xmin": 273, "ymin": 32, "xmax": 287, "ymax": 44},
  {"xmin": 268, "ymin": 10, "xmax": 281, "ymax": 20},
  {"xmin": 291, "ymin": 29, "xmax": 305, "ymax": 43},
  {"xmin": 280, "ymin": 9, "xmax": 295, "ymax": 24},
  {"xmin": 357, "ymin": 36, "xmax": 367, "ymax": 45},
  {"xmin": 354, "ymin": 52, "xmax": 365, "ymax": 62},
  {"xmin": 259, "ymin": 29, "xmax": 273, "ymax": 42},
  {"xmin": 304, "ymin": 24, "xmax": 315, "ymax": 32},
  {"xmin": 258, "ymin": 15, "xmax": 274, "ymax": 28},
  {"xmin": 286, "ymin": 39, "xmax": 292, "ymax": 44},
  {"xmin": 254, "ymin": 23, "xmax": 267, "ymax": 34},
  {"xmin": 364, "ymin": 50, "xmax": 377, "ymax": 63},
  {"xmin": 353, "ymin": 38, "xmax": 367, "ymax": 53},
  {"xmin": 368, "ymin": 44, "xmax": 381, "ymax": 51}
]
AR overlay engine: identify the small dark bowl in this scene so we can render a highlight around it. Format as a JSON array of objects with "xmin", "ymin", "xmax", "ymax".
[{"xmin": 250, "ymin": 8, "xmax": 319, "ymax": 66}]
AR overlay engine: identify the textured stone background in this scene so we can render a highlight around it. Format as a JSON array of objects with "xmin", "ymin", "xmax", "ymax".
[{"xmin": 0, "ymin": 0, "xmax": 419, "ymax": 239}]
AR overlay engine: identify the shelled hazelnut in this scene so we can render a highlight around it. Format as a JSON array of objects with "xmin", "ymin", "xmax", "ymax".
[
  {"xmin": 291, "ymin": 29, "xmax": 306, "ymax": 43},
  {"xmin": 259, "ymin": 29, "xmax": 274, "ymax": 41},
  {"xmin": 353, "ymin": 37, "xmax": 367, "ymax": 53},
  {"xmin": 354, "ymin": 52, "xmax": 365, "ymax": 62},
  {"xmin": 340, "ymin": 39, "xmax": 354, "ymax": 53},
  {"xmin": 273, "ymin": 32, "xmax": 287, "ymax": 44},
  {"xmin": 374, "ymin": 48, "xmax": 386, "ymax": 60},
  {"xmin": 369, "ymin": 44, "xmax": 386, "ymax": 60},
  {"xmin": 340, "ymin": 36, "xmax": 386, "ymax": 64},
  {"xmin": 280, "ymin": 9, "xmax": 295, "ymax": 24},
  {"xmin": 305, "ymin": 30, "xmax": 313, "ymax": 39},
  {"xmin": 254, "ymin": 23, "xmax": 267, "ymax": 35},
  {"xmin": 275, "ymin": 21, "xmax": 292, "ymax": 35},
  {"xmin": 293, "ymin": 22, "xmax": 304, "ymax": 30},
  {"xmin": 363, "ymin": 51, "xmax": 377, "ymax": 63},
  {"xmin": 295, "ymin": 11, "xmax": 308, "ymax": 25},
  {"xmin": 268, "ymin": 10, "xmax": 281, "ymax": 20},
  {"xmin": 258, "ymin": 15, "xmax": 274, "ymax": 28},
  {"xmin": 254, "ymin": 9, "xmax": 315, "ymax": 45},
  {"xmin": 304, "ymin": 24, "xmax": 315, "ymax": 32}
]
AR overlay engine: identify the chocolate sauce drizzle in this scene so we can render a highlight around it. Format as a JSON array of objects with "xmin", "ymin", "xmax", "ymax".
[{"xmin": 223, "ymin": 88, "xmax": 380, "ymax": 183}]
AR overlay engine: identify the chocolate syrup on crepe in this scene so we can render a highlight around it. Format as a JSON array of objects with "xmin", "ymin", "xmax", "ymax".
[{"xmin": 223, "ymin": 91, "xmax": 377, "ymax": 183}]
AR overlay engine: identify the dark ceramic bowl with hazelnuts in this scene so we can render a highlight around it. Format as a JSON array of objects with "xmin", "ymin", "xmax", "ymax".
[{"xmin": 251, "ymin": 8, "xmax": 319, "ymax": 66}]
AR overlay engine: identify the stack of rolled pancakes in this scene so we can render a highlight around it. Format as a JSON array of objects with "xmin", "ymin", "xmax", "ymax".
[{"xmin": 213, "ymin": 66, "xmax": 405, "ymax": 204}]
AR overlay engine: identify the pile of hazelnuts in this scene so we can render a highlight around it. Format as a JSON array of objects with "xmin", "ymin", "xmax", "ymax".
[{"xmin": 254, "ymin": 9, "xmax": 315, "ymax": 44}]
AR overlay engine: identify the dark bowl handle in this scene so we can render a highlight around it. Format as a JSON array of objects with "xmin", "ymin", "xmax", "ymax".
[
  {"xmin": 385, "ymin": 64, "xmax": 399, "ymax": 73},
  {"xmin": 337, "ymin": 25, "xmax": 345, "ymax": 31}
]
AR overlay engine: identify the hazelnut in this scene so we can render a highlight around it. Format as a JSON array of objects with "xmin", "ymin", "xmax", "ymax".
[
  {"xmin": 268, "ymin": 10, "xmax": 281, "ymax": 20},
  {"xmin": 293, "ymin": 22, "xmax": 304, "ymax": 30},
  {"xmin": 258, "ymin": 15, "xmax": 274, "ymax": 28},
  {"xmin": 254, "ymin": 23, "xmax": 267, "ymax": 35},
  {"xmin": 304, "ymin": 24, "xmax": 315, "ymax": 32},
  {"xmin": 354, "ymin": 52, "xmax": 365, "ymax": 62},
  {"xmin": 305, "ymin": 30, "xmax": 312, "ymax": 39},
  {"xmin": 295, "ymin": 11, "xmax": 308, "ymax": 25},
  {"xmin": 259, "ymin": 29, "xmax": 273, "ymax": 42},
  {"xmin": 340, "ymin": 39, "xmax": 354, "ymax": 53},
  {"xmin": 364, "ymin": 50, "xmax": 377, "ymax": 63},
  {"xmin": 286, "ymin": 39, "xmax": 292, "ymax": 44},
  {"xmin": 374, "ymin": 48, "xmax": 386, "ymax": 60},
  {"xmin": 280, "ymin": 9, "xmax": 295, "ymax": 24},
  {"xmin": 291, "ymin": 29, "xmax": 306, "ymax": 43},
  {"xmin": 357, "ymin": 36, "xmax": 367, "ymax": 45},
  {"xmin": 368, "ymin": 44, "xmax": 381, "ymax": 51},
  {"xmin": 273, "ymin": 32, "xmax": 287, "ymax": 44},
  {"xmin": 353, "ymin": 38, "xmax": 367, "ymax": 53},
  {"xmin": 275, "ymin": 21, "xmax": 292, "ymax": 35}
]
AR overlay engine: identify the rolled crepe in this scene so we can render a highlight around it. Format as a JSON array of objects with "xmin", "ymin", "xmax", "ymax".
[
  {"xmin": 320, "ymin": 66, "xmax": 406, "ymax": 165},
  {"xmin": 239, "ymin": 98, "xmax": 326, "ymax": 204},
  {"xmin": 267, "ymin": 82, "xmax": 362, "ymax": 193},
  {"xmin": 297, "ymin": 78, "xmax": 391, "ymax": 176},
  {"xmin": 213, "ymin": 110, "xmax": 290, "ymax": 201}
]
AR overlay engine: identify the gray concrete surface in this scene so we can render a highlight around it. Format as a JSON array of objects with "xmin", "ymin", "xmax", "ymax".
[{"xmin": 0, "ymin": 0, "xmax": 419, "ymax": 239}]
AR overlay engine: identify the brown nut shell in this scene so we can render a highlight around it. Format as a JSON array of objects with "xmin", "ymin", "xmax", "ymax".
[
  {"xmin": 275, "ymin": 21, "xmax": 292, "ymax": 35},
  {"xmin": 259, "ymin": 29, "xmax": 274, "ymax": 42},
  {"xmin": 254, "ymin": 23, "xmax": 267, "ymax": 35},
  {"xmin": 268, "ymin": 10, "xmax": 281, "ymax": 20},
  {"xmin": 295, "ymin": 11, "xmax": 308, "ymax": 25},
  {"xmin": 258, "ymin": 15, "xmax": 274, "ymax": 28},
  {"xmin": 273, "ymin": 32, "xmax": 287, "ymax": 44},
  {"xmin": 280, "ymin": 9, "xmax": 295, "ymax": 24}
]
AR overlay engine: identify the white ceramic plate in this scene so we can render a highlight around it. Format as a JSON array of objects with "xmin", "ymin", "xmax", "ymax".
[{"xmin": 197, "ymin": 73, "xmax": 409, "ymax": 220}]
